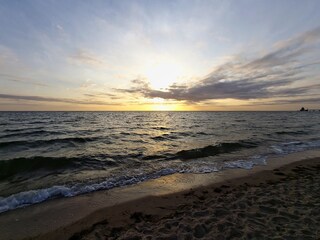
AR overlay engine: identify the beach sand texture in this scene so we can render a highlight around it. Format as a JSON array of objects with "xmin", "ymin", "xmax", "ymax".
[{"xmin": 69, "ymin": 158, "xmax": 320, "ymax": 240}]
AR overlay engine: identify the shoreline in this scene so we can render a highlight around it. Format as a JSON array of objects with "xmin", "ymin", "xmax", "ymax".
[{"xmin": 0, "ymin": 149, "xmax": 320, "ymax": 240}]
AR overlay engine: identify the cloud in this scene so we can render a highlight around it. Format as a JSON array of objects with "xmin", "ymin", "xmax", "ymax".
[
  {"xmin": 0, "ymin": 73, "xmax": 48, "ymax": 87},
  {"xmin": 0, "ymin": 94, "xmax": 118, "ymax": 105},
  {"xmin": 246, "ymin": 26, "xmax": 320, "ymax": 69},
  {"xmin": 279, "ymin": 97, "xmax": 320, "ymax": 104},
  {"xmin": 80, "ymin": 79, "xmax": 96, "ymax": 89},
  {"xmin": 84, "ymin": 92, "xmax": 120, "ymax": 99},
  {"xmin": 56, "ymin": 24, "xmax": 63, "ymax": 31},
  {"xmin": 0, "ymin": 45, "xmax": 18, "ymax": 64},
  {"xmin": 117, "ymin": 27, "xmax": 320, "ymax": 102},
  {"xmin": 69, "ymin": 49, "xmax": 107, "ymax": 68},
  {"xmin": 248, "ymin": 96, "xmax": 320, "ymax": 106}
]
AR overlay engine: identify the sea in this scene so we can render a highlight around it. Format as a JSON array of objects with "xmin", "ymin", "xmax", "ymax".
[{"xmin": 0, "ymin": 111, "xmax": 319, "ymax": 213}]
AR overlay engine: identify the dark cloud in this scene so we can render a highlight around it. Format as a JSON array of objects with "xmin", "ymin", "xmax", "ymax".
[
  {"xmin": 0, "ymin": 94, "xmax": 118, "ymax": 105},
  {"xmin": 117, "ymin": 27, "xmax": 320, "ymax": 102},
  {"xmin": 84, "ymin": 92, "xmax": 116, "ymax": 97},
  {"xmin": 281, "ymin": 97, "xmax": 320, "ymax": 104},
  {"xmin": 84, "ymin": 92, "xmax": 121, "ymax": 100},
  {"xmin": 249, "ymin": 96, "xmax": 320, "ymax": 106}
]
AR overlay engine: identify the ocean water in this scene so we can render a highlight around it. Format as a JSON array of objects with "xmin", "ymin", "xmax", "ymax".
[{"xmin": 0, "ymin": 111, "xmax": 319, "ymax": 213}]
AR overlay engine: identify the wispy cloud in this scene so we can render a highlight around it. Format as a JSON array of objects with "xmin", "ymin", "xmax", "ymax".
[
  {"xmin": 0, "ymin": 94, "xmax": 118, "ymax": 105},
  {"xmin": 0, "ymin": 45, "xmax": 18, "ymax": 64},
  {"xmin": 117, "ymin": 27, "xmax": 320, "ymax": 102},
  {"xmin": 69, "ymin": 49, "xmax": 107, "ymax": 68},
  {"xmin": 246, "ymin": 26, "xmax": 320, "ymax": 69},
  {"xmin": 84, "ymin": 92, "xmax": 120, "ymax": 100},
  {"xmin": 0, "ymin": 73, "xmax": 48, "ymax": 87},
  {"xmin": 79, "ymin": 79, "xmax": 96, "ymax": 89}
]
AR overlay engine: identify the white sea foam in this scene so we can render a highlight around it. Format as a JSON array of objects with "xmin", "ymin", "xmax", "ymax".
[
  {"xmin": 271, "ymin": 139, "xmax": 320, "ymax": 155},
  {"xmin": 0, "ymin": 186, "xmax": 73, "ymax": 213},
  {"xmin": 224, "ymin": 155, "xmax": 267, "ymax": 170},
  {"xmin": 0, "ymin": 168, "xmax": 177, "ymax": 214}
]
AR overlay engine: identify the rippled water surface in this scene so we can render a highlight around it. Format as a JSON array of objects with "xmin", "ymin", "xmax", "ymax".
[{"xmin": 0, "ymin": 111, "xmax": 319, "ymax": 212}]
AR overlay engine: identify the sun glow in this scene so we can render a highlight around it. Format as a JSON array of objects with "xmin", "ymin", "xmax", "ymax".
[
  {"xmin": 147, "ymin": 98, "xmax": 179, "ymax": 111},
  {"xmin": 151, "ymin": 104, "xmax": 175, "ymax": 111},
  {"xmin": 144, "ymin": 60, "xmax": 183, "ymax": 90}
]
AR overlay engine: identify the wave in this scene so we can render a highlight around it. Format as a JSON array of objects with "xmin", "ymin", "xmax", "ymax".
[
  {"xmin": 0, "ymin": 130, "xmax": 60, "ymax": 139},
  {"xmin": 275, "ymin": 130, "xmax": 309, "ymax": 135},
  {"xmin": 142, "ymin": 154, "xmax": 167, "ymax": 160},
  {"xmin": 152, "ymin": 127, "xmax": 171, "ymax": 130},
  {"xmin": 3, "ymin": 126, "xmax": 44, "ymax": 132},
  {"xmin": 0, "ymin": 154, "xmax": 269, "ymax": 214},
  {"xmin": 271, "ymin": 139, "xmax": 320, "ymax": 155},
  {"xmin": 0, "ymin": 136, "xmax": 99, "ymax": 149},
  {"xmin": 0, "ymin": 156, "xmax": 116, "ymax": 180},
  {"xmin": 174, "ymin": 141, "xmax": 258, "ymax": 160},
  {"xmin": 152, "ymin": 131, "xmax": 210, "ymax": 141},
  {"xmin": 141, "ymin": 141, "xmax": 258, "ymax": 160},
  {"xmin": 196, "ymin": 131, "xmax": 211, "ymax": 136},
  {"xmin": 2, "ymin": 139, "xmax": 318, "ymax": 181},
  {"xmin": 1, "ymin": 138, "xmax": 320, "ymax": 214},
  {"xmin": 151, "ymin": 135, "xmax": 170, "ymax": 141},
  {"xmin": 0, "ymin": 168, "xmax": 177, "ymax": 213}
]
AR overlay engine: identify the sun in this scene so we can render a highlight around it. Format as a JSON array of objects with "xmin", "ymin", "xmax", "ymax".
[{"xmin": 144, "ymin": 60, "xmax": 183, "ymax": 90}]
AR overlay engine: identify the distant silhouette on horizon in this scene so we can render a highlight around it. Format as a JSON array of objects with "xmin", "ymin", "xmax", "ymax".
[{"xmin": 300, "ymin": 107, "xmax": 308, "ymax": 111}]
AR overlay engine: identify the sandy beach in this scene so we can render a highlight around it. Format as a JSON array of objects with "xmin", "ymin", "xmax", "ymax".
[
  {"xmin": 0, "ymin": 150, "xmax": 319, "ymax": 240},
  {"xmin": 69, "ymin": 156, "xmax": 320, "ymax": 240}
]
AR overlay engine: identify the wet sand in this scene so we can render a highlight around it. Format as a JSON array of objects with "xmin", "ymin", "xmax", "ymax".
[{"xmin": 0, "ymin": 150, "xmax": 320, "ymax": 240}]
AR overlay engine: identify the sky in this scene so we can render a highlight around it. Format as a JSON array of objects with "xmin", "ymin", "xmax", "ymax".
[{"xmin": 0, "ymin": 0, "xmax": 320, "ymax": 111}]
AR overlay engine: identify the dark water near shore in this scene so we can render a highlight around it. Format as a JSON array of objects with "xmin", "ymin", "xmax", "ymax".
[{"xmin": 0, "ymin": 111, "xmax": 319, "ymax": 213}]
